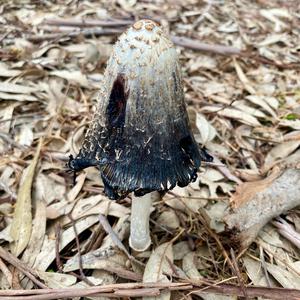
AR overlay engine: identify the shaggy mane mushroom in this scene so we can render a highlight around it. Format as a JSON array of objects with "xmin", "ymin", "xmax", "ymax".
[{"xmin": 69, "ymin": 19, "xmax": 212, "ymax": 251}]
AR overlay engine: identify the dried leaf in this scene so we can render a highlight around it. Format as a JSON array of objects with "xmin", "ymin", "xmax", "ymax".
[
  {"xmin": 243, "ymin": 256, "xmax": 275, "ymax": 286},
  {"xmin": 50, "ymin": 70, "xmax": 94, "ymax": 88},
  {"xmin": 233, "ymin": 101, "xmax": 268, "ymax": 118},
  {"xmin": 18, "ymin": 125, "xmax": 34, "ymax": 146},
  {"xmin": 34, "ymin": 215, "xmax": 99, "ymax": 271},
  {"xmin": 0, "ymin": 62, "xmax": 22, "ymax": 77},
  {"xmin": 22, "ymin": 197, "xmax": 46, "ymax": 248},
  {"xmin": 64, "ymin": 250, "xmax": 127, "ymax": 272},
  {"xmin": 264, "ymin": 140, "xmax": 300, "ymax": 170},
  {"xmin": 10, "ymin": 139, "xmax": 42, "ymax": 256},
  {"xmin": 143, "ymin": 242, "xmax": 173, "ymax": 300},
  {"xmin": 35, "ymin": 173, "xmax": 66, "ymax": 205},
  {"xmin": 206, "ymin": 201, "xmax": 228, "ymax": 232},
  {"xmin": 173, "ymin": 241, "xmax": 190, "ymax": 260},
  {"xmin": 235, "ymin": 125, "xmax": 255, "ymax": 151},
  {"xmin": 0, "ymin": 104, "xmax": 15, "ymax": 153},
  {"xmin": 67, "ymin": 172, "xmax": 86, "ymax": 202},
  {"xmin": 96, "ymin": 215, "xmax": 130, "ymax": 251},
  {"xmin": 259, "ymin": 224, "xmax": 288, "ymax": 250},
  {"xmin": 21, "ymin": 198, "xmax": 46, "ymax": 289},
  {"xmin": 0, "ymin": 92, "xmax": 38, "ymax": 101},
  {"xmin": 63, "ymin": 215, "xmax": 130, "ymax": 273},
  {"xmin": 196, "ymin": 113, "xmax": 216, "ymax": 145},
  {"xmin": 185, "ymin": 252, "xmax": 235, "ymax": 299},
  {"xmin": 99, "ymin": 213, "xmax": 131, "ymax": 259},
  {"xmin": 0, "ymin": 82, "xmax": 39, "ymax": 94},
  {"xmin": 245, "ymin": 95, "xmax": 277, "ymax": 118},
  {"xmin": 266, "ymin": 263, "xmax": 300, "ymax": 289},
  {"xmin": 0, "ymin": 105, "xmax": 15, "ymax": 133},
  {"xmin": 218, "ymin": 107, "xmax": 261, "ymax": 126},
  {"xmin": 157, "ymin": 210, "xmax": 180, "ymax": 230},
  {"xmin": 279, "ymin": 119, "xmax": 300, "ymax": 130},
  {"xmin": 117, "ymin": 0, "xmax": 137, "ymax": 11},
  {"xmin": 234, "ymin": 59, "xmax": 256, "ymax": 94},
  {"xmin": 199, "ymin": 169, "xmax": 234, "ymax": 198},
  {"xmin": 260, "ymin": 9, "xmax": 290, "ymax": 32},
  {"xmin": 37, "ymin": 271, "xmax": 77, "ymax": 288},
  {"xmin": 182, "ymin": 251, "xmax": 202, "ymax": 279},
  {"xmin": 72, "ymin": 195, "xmax": 130, "ymax": 220},
  {"xmin": 165, "ymin": 192, "xmax": 207, "ymax": 213}
]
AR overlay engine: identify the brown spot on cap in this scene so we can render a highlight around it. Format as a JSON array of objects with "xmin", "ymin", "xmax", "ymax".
[
  {"xmin": 133, "ymin": 21, "xmax": 143, "ymax": 30},
  {"xmin": 151, "ymin": 36, "xmax": 159, "ymax": 43},
  {"xmin": 145, "ymin": 23, "xmax": 155, "ymax": 31}
]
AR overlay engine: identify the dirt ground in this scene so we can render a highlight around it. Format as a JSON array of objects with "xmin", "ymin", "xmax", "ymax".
[{"xmin": 0, "ymin": 0, "xmax": 300, "ymax": 299}]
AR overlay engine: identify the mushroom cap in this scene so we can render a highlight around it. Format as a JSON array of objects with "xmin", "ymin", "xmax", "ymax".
[{"xmin": 69, "ymin": 19, "xmax": 212, "ymax": 199}]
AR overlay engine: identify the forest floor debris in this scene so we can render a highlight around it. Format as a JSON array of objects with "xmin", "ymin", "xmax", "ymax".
[{"xmin": 0, "ymin": 0, "xmax": 300, "ymax": 298}]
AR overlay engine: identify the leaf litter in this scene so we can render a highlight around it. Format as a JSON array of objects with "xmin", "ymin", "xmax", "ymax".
[{"xmin": 0, "ymin": 0, "xmax": 300, "ymax": 299}]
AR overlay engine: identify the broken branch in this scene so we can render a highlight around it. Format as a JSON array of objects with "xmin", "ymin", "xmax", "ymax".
[{"xmin": 221, "ymin": 168, "xmax": 300, "ymax": 250}]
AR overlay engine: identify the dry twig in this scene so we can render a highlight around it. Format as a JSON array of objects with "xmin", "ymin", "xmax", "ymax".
[
  {"xmin": 0, "ymin": 247, "xmax": 47, "ymax": 289},
  {"xmin": 68, "ymin": 214, "xmax": 94, "ymax": 286},
  {"xmin": 0, "ymin": 281, "xmax": 299, "ymax": 299}
]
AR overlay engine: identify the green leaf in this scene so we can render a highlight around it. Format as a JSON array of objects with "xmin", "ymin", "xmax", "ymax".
[{"xmin": 285, "ymin": 113, "xmax": 299, "ymax": 120}]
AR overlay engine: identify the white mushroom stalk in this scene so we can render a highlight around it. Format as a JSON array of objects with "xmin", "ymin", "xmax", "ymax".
[{"xmin": 129, "ymin": 192, "xmax": 160, "ymax": 251}]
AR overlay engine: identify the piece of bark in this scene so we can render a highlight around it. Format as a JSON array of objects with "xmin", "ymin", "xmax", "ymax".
[{"xmin": 221, "ymin": 168, "xmax": 300, "ymax": 250}]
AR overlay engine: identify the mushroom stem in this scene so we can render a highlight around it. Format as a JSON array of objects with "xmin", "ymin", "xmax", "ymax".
[{"xmin": 129, "ymin": 191, "xmax": 160, "ymax": 251}]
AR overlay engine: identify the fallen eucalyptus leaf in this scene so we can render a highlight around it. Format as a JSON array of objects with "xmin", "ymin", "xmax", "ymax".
[
  {"xmin": 143, "ymin": 242, "xmax": 173, "ymax": 300},
  {"xmin": 196, "ymin": 113, "xmax": 216, "ymax": 145},
  {"xmin": 10, "ymin": 139, "xmax": 42, "ymax": 256}
]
